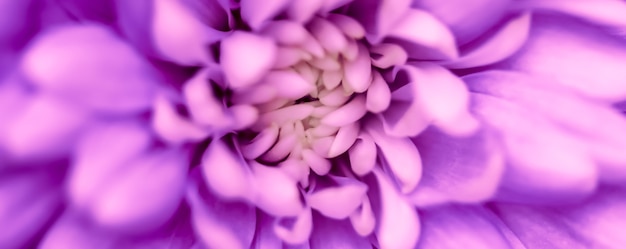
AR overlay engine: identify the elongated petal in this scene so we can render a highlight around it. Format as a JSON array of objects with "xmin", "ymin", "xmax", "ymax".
[
  {"xmin": 308, "ymin": 176, "xmax": 368, "ymax": 219},
  {"xmin": 497, "ymin": 14, "xmax": 626, "ymax": 101},
  {"xmin": 369, "ymin": 169, "xmax": 420, "ymax": 249},
  {"xmin": 187, "ymin": 175, "xmax": 256, "ymax": 249},
  {"xmin": 183, "ymin": 70, "xmax": 232, "ymax": 127},
  {"xmin": 40, "ymin": 212, "xmax": 118, "ymax": 249},
  {"xmin": 202, "ymin": 137, "xmax": 253, "ymax": 201},
  {"xmin": 472, "ymin": 94, "xmax": 598, "ymax": 203},
  {"xmin": 1, "ymin": 95, "xmax": 88, "ymax": 159},
  {"xmin": 410, "ymin": 128, "xmax": 504, "ymax": 207},
  {"xmin": 251, "ymin": 213, "xmax": 284, "ymax": 249},
  {"xmin": 416, "ymin": 205, "xmax": 510, "ymax": 249},
  {"xmin": 466, "ymin": 71, "xmax": 626, "ymax": 183},
  {"xmin": 152, "ymin": 95, "xmax": 211, "ymax": 144},
  {"xmin": 152, "ymin": 0, "xmax": 225, "ymax": 65},
  {"xmin": 69, "ymin": 121, "xmax": 152, "ymax": 209},
  {"xmin": 90, "ymin": 149, "xmax": 187, "ymax": 233},
  {"xmin": 386, "ymin": 9, "xmax": 458, "ymax": 60},
  {"xmin": 251, "ymin": 162, "xmax": 304, "ymax": 217},
  {"xmin": 240, "ymin": 0, "xmax": 290, "ymax": 30},
  {"xmin": 221, "ymin": 32, "xmax": 277, "ymax": 89},
  {"xmin": 413, "ymin": 0, "xmax": 511, "ymax": 44},
  {"xmin": 348, "ymin": 0, "xmax": 411, "ymax": 40},
  {"xmin": 22, "ymin": 24, "xmax": 156, "ymax": 113},
  {"xmin": 518, "ymin": 0, "xmax": 626, "ymax": 29},
  {"xmin": 443, "ymin": 12, "xmax": 532, "ymax": 69},
  {"xmin": 309, "ymin": 213, "xmax": 371, "ymax": 249},
  {"xmin": 366, "ymin": 119, "xmax": 422, "ymax": 193},
  {"xmin": 274, "ymin": 208, "xmax": 313, "ymax": 245}
]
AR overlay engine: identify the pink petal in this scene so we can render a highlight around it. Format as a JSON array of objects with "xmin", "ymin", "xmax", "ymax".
[
  {"xmin": 307, "ymin": 176, "xmax": 368, "ymax": 219},
  {"xmin": 187, "ymin": 175, "xmax": 256, "ymax": 249},
  {"xmin": 302, "ymin": 149, "xmax": 332, "ymax": 175},
  {"xmin": 221, "ymin": 31, "xmax": 277, "ymax": 89},
  {"xmin": 240, "ymin": 0, "xmax": 290, "ymax": 30},
  {"xmin": 69, "ymin": 121, "xmax": 152, "ymax": 209},
  {"xmin": 386, "ymin": 9, "xmax": 458, "ymax": 60},
  {"xmin": 274, "ymin": 208, "xmax": 313, "ymax": 245},
  {"xmin": 326, "ymin": 14, "xmax": 365, "ymax": 39},
  {"xmin": 286, "ymin": 0, "xmax": 324, "ymax": 23},
  {"xmin": 183, "ymin": 70, "xmax": 232, "ymax": 127},
  {"xmin": 349, "ymin": 0, "xmax": 410, "ymax": 41},
  {"xmin": 410, "ymin": 128, "xmax": 504, "ymax": 207},
  {"xmin": 370, "ymin": 169, "xmax": 420, "ymax": 249},
  {"xmin": 242, "ymin": 125, "xmax": 280, "ymax": 159},
  {"xmin": 89, "ymin": 149, "xmax": 187, "ymax": 233},
  {"xmin": 343, "ymin": 43, "xmax": 372, "ymax": 93},
  {"xmin": 307, "ymin": 17, "xmax": 349, "ymax": 54},
  {"xmin": 519, "ymin": 0, "xmax": 626, "ymax": 29},
  {"xmin": 443, "ymin": 12, "xmax": 532, "ymax": 69},
  {"xmin": 152, "ymin": 0, "xmax": 224, "ymax": 65},
  {"xmin": 250, "ymin": 212, "xmax": 284, "ymax": 249},
  {"xmin": 265, "ymin": 70, "xmax": 314, "ymax": 99},
  {"xmin": 309, "ymin": 213, "xmax": 371, "ymax": 249},
  {"xmin": 366, "ymin": 119, "xmax": 422, "ymax": 194},
  {"xmin": 22, "ymin": 24, "xmax": 156, "ymax": 113},
  {"xmin": 39, "ymin": 212, "xmax": 118, "ymax": 249},
  {"xmin": 202, "ymin": 137, "xmax": 253, "ymax": 201},
  {"xmin": 250, "ymin": 162, "xmax": 304, "ymax": 217},
  {"xmin": 348, "ymin": 133, "xmax": 377, "ymax": 176},
  {"xmin": 417, "ymin": 205, "xmax": 510, "ymax": 248},
  {"xmin": 365, "ymin": 71, "xmax": 391, "ymax": 113},
  {"xmin": 349, "ymin": 195, "xmax": 376, "ymax": 237},
  {"xmin": 472, "ymin": 94, "xmax": 598, "ymax": 204},
  {"xmin": 321, "ymin": 95, "xmax": 367, "ymax": 127},
  {"xmin": 152, "ymin": 94, "xmax": 211, "ymax": 144},
  {"xmin": 466, "ymin": 71, "xmax": 626, "ymax": 183},
  {"xmin": 1, "ymin": 95, "xmax": 88, "ymax": 159},
  {"xmin": 369, "ymin": 43, "xmax": 408, "ymax": 69},
  {"xmin": 413, "ymin": 0, "xmax": 512, "ymax": 44},
  {"xmin": 328, "ymin": 122, "xmax": 360, "ymax": 157},
  {"xmin": 497, "ymin": 14, "xmax": 626, "ymax": 101}
]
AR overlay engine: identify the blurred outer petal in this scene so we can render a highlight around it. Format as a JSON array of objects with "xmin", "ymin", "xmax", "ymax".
[
  {"xmin": 0, "ymin": 95, "xmax": 89, "ymax": 159},
  {"xmin": 410, "ymin": 127, "xmax": 504, "ymax": 207},
  {"xmin": 184, "ymin": 70, "xmax": 233, "ymax": 128},
  {"xmin": 443, "ymin": 12, "xmax": 532, "ymax": 69},
  {"xmin": 517, "ymin": 0, "xmax": 626, "ymax": 29},
  {"xmin": 0, "ymin": 171, "xmax": 62, "ymax": 249},
  {"xmin": 379, "ymin": 69, "xmax": 431, "ymax": 137},
  {"xmin": 40, "ymin": 212, "xmax": 118, "ymax": 249},
  {"xmin": 369, "ymin": 169, "xmax": 420, "ymax": 249},
  {"xmin": 386, "ymin": 9, "xmax": 458, "ymax": 60},
  {"xmin": 180, "ymin": 0, "xmax": 232, "ymax": 31},
  {"xmin": 471, "ymin": 94, "xmax": 598, "ymax": 204},
  {"xmin": 69, "ymin": 121, "xmax": 152, "ymax": 209},
  {"xmin": 307, "ymin": 176, "xmax": 368, "ymax": 219},
  {"xmin": 152, "ymin": 94, "xmax": 211, "ymax": 144},
  {"xmin": 465, "ymin": 71, "xmax": 626, "ymax": 183},
  {"xmin": 90, "ymin": 149, "xmax": 187, "ymax": 233},
  {"xmin": 309, "ymin": 213, "xmax": 371, "ymax": 249},
  {"xmin": 240, "ymin": 0, "xmax": 290, "ymax": 30},
  {"xmin": 187, "ymin": 175, "xmax": 256, "ymax": 249},
  {"xmin": 116, "ymin": 0, "xmax": 157, "ymax": 55},
  {"xmin": 202, "ymin": 137, "xmax": 253, "ymax": 201},
  {"xmin": 348, "ymin": 0, "xmax": 411, "ymax": 40},
  {"xmin": 55, "ymin": 0, "xmax": 115, "ymax": 23},
  {"xmin": 492, "ymin": 186, "xmax": 626, "ymax": 248},
  {"xmin": 0, "ymin": 0, "xmax": 38, "ymax": 49},
  {"xmin": 497, "ymin": 14, "xmax": 626, "ymax": 101},
  {"xmin": 221, "ymin": 32, "xmax": 277, "ymax": 89},
  {"xmin": 366, "ymin": 119, "xmax": 422, "ymax": 194},
  {"xmin": 273, "ymin": 208, "xmax": 313, "ymax": 245},
  {"xmin": 153, "ymin": 0, "xmax": 226, "ymax": 65},
  {"xmin": 251, "ymin": 212, "xmax": 284, "ymax": 249},
  {"xmin": 250, "ymin": 162, "xmax": 304, "ymax": 217},
  {"xmin": 408, "ymin": 63, "xmax": 477, "ymax": 136},
  {"xmin": 22, "ymin": 24, "xmax": 157, "ymax": 113},
  {"xmin": 416, "ymin": 205, "xmax": 511, "ymax": 249},
  {"xmin": 412, "ymin": 0, "xmax": 511, "ymax": 44}
]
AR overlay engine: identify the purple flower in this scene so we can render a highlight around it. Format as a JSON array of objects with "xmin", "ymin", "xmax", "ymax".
[{"xmin": 1, "ymin": 0, "xmax": 626, "ymax": 248}]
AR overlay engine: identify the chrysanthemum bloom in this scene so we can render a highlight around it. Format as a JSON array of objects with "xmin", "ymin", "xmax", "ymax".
[{"xmin": 2, "ymin": 0, "xmax": 626, "ymax": 248}]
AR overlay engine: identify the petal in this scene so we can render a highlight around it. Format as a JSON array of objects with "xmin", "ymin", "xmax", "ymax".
[
  {"xmin": 221, "ymin": 31, "xmax": 278, "ymax": 89},
  {"xmin": 471, "ymin": 93, "xmax": 598, "ymax": 204},
  {"xmin": 286, "ymin": 0, "xmax": 324, "ymax": 23},
  {"xmin": 466, "ymin": 70, "xmax": 626, "ymax": 183},
  {"xmin": 202, "ymin": 137, "xmax": 253, "ymax": 201},
  {"xmin": 365, "ymin": 71, "xmax": 391, "ymax": 113},
  {"xmin": 183, "ymin": 69, "xmax": 233, "ymax": 127},
  {"xmin": 39, "ymin": 212, "xmax": 119, "ymax": 249},
  {"xmin": 348, "ymin": 195, "xmax": 376, "ymax": 236},
  {"xmin": 328, "ymin": 122, "xmax": 360, "ymax": 157},
  {"xmin": 0, "ymin": 95, "xmax": 89, "ymax": 159},
  {"xmin": 309, "ymin": 214, "xmax": 371, "ymax": 249},
  {"xmin": 22, "ymin": 24, "xmax": 156, "ymax": 113},
  {"xmin": 348, "ymin": 0, "xmax": 411, "ymax": 40},
  {"xmin": 152, "ymin": 0, "xmax": 225, "ymax": 65},
  {"xmin": 307, "ymin": 17, "xmax": 349, "ymax": 54},
  {"xmin": 410, "ymin": 127, "xmax": 504, "ymax": 207},
  {"xmin": 187, "ymin": 175, "xmax": 256, "ymax": 249},
  {"xmin": 152, "ymin": 94, "xmax": 211, "ymax": 144},
  {"xmin": 240, "ymin": 0, "xmax": 290, "ymax": 30},
  {"xmin": 497, "ymin": 14, "xmax": 626, "ymax": 101},
  {"xmin": 369, "ymin": 169, "xmax": 420, "ymax": 249},
  {"xmin": 412, "ymin": 0, "xmax": 512, "ymax": 44},
  {"xmin": 265, "ymin": 70, "xmax": 314, "ymax": 99},
  {"xmin": 115, "ymin": 0, "xmax": 157, "ymax": 55},
  {"xmin": 274, "ymin": 208, "xmax": 313, "ymax": 245},
  {"xmin": 492, "ymin": 186, "xmax": 626, "ymax": 248},
  {"xmin": 250, "ymin": 212, "xmax": 284, "ymax": 249},
  {"xmin": 416, "ymin": 205, "xmax": 511, "ymax": 249},
  {"xmin": 366, "ymin": 119, "xmax": 422, "ymax": 194},
  {"xmin": 307, "ymin": 176, "xmax": 368, "ymax": 219},
  {"xmin": 0, "ymin": 170, "xmax": 62, "ymax": 249},
  {"xmin": 250, "ymin": 162, "xmax": 304, "ymax": 217},
  {"xmin": 69, "ymin": 121, "xmax": 152, "ymax": 209},
  {"xmin": 369, "ymin": 43, "xmax": 408, "ymax": 69},
  {"xmin": 89, "ymin": 149, "xmax": 187, "ymax": 233},
  {"xmin": 343, "ymin": 43, "xmax": 372, "ymax": 93},
  {"xmin": 386, "ymin": 9, "xmax": 458, "ymax": 60},
  {"xmin": 519, "ymin": 0, "xmax": 626, "ymax": 30},
  {"xmin": 443, "ymin": 12, "xmax": 532, "ymax": 69},
  {"xmin": 348, "ymin": 133, "xmax": 377, "ymax": 176},
  {"xmin": 321, "ymin": 95, "xmax": 367, "ymax": 127}
]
